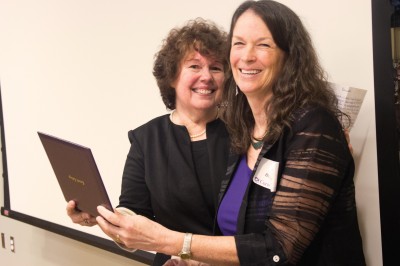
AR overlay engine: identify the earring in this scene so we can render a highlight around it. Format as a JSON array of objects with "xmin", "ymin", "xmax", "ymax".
[{"xmin": 235, "ymin": 85, "xmax": 239, "ymax": 96}]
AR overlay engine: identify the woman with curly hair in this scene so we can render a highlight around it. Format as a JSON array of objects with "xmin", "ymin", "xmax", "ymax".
[{"xmin": 67, "ymin": 18, "xmax": 230, "ymax": 266}]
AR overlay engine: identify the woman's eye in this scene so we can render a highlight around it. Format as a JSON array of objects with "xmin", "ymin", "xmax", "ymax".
[
  {"xmin": 189, "ymin": 65, "xmax": 200, "ymax": 69},
  {"xmin": 232, "ymin": 41, "xmax": 244, "ymax": 46},
  {"xmin": 259, "ymin": 43, "xmax": 271, "ymax": 48},
  {"xmin": 210, "ymin": 66, "xmax": 223, "ymax": 72}
]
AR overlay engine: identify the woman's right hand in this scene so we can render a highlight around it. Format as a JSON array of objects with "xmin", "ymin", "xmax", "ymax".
[
  {"xmin": 66, "ymin": 200, "xmax": 97, "ymax": 227},
  {"xmin": 163, "ymin": 259, "xmax": 211, "ymax": 266}
]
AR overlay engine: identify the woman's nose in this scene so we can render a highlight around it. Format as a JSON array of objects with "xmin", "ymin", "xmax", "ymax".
[
  {"xmin": 241, "ymin": 46, "xmax": 256, "ymax": 62},
  {"xmin": 200, "ymin": 68, "xmax": 213, "ymax": 81}
]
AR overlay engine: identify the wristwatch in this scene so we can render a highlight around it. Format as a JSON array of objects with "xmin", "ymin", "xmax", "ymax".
[{"xmin": 178, "ymin": 233, "xmax": 193, "ymax": 260}]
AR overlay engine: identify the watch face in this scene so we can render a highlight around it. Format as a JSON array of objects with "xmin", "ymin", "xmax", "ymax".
[{"xmin": 179, "ymin": 253, "xmax": 192, "ymax": 260}]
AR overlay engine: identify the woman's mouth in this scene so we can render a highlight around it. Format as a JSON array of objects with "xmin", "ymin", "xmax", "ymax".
[
  {"xmin": 240, "ymin": 69, "xmax": 261, "ymax": 75},
  {"xmin": 192, "ymin": 88, "xmax": 215, "ymax": 95}
]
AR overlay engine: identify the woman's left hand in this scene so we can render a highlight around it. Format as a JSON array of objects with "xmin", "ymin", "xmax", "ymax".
[
  {"xmin": 163, "ymin": 258, "xmax": 211, "ymax": 266},
  {"xmin": 96, "ymin": 205, "xmax": 178, "ymax": 253},
  {"xmin": 344, "ymin": 128, "xmax": 353, "ymax": 155}
]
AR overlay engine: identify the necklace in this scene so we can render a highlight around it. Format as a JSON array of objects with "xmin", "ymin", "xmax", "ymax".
[
  {"xmin": 251, "ymin": 139, "xmax": 263, "ymax": 150},
  {"xmin": 251, "ymin": 129, "xmax": 268, "ymax": 150},
  {"xmin": 189, "ymin": 129, "xmax": 206, "ymax": 139},
  {"xmin": 169, "ymin": 110, "xmax": 207, "ymax": 139}
]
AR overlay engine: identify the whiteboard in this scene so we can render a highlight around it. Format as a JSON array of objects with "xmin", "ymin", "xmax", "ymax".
[{"xmin": 0, "ymin": 0, "xmax": 380, "ymax": 265}]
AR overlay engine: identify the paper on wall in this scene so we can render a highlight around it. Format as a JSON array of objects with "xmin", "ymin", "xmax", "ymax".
[{"xmin": 329, "ymin": 82, "xmax": 367, "ymax": 131}]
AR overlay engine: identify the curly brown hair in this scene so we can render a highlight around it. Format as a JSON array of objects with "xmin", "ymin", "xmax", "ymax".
[
  {"xmin": 152, "ymin": 18, "xmax": 229, "ymax": 110},
  {"xmin": 221, "ymin": 0, "xmax": 345, "ymax": 154}
]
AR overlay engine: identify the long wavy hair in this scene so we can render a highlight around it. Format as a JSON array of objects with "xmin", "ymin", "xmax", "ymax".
[
  {"xmin": 221, "ymin": 0, "xmax": 344, "ymax": 153},
  {"xmin": 153, "ymin": 18, "xmax": 229, "ymax": 110}
]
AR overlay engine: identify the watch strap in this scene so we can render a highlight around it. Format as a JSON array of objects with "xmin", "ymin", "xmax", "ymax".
[{"xmin": 178, "ymin": 233, "xmax": 193, "ymax": 259}]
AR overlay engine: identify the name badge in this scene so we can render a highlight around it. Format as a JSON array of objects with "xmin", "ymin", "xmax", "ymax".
[{"xmin": 253, "ymin": 158, "xmax": 279, "ymax": 192}]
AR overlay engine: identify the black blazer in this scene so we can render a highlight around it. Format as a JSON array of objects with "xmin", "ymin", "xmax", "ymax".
[{"xmin": 118, "ymin": 115, "xmax": 229, "ymax": 260}]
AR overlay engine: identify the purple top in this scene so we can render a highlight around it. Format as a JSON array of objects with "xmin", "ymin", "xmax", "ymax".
[{"xmin": 217, "ymin": 155, "xmax": 252, "ymax": 235}]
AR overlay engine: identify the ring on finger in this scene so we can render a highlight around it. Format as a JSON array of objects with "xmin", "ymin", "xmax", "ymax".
[{"xmin": 116, "ymin": 234, "xmax": 121, "ymax": 243}]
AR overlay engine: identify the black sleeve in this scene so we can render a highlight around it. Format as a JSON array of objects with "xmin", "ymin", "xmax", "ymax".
[
  {"xmin": 235, "ymin": 107, "xmax": 357, "ymax": 265},
  {"xmin": 117, "ymin": 130, "xmax": 154, "ymax": 219}
]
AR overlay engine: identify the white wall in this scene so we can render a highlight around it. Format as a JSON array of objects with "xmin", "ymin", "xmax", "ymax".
[{"xmin": 0, "ymin": 0, "xmax": 381, "ymax": 265}]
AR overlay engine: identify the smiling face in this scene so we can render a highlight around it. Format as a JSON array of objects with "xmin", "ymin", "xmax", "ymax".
[
  {"xmin": 230, "ymin": 9, "xmax": 285, "ymax": 99},
  {"xmin": 171, "ymin": 50, "xmax": 225, "ymax": 113}
]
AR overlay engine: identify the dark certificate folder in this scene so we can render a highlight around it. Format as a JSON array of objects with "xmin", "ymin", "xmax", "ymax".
[{"xmin": 38, "ymin": 132, "xmax": 113, "ymax": 217}]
